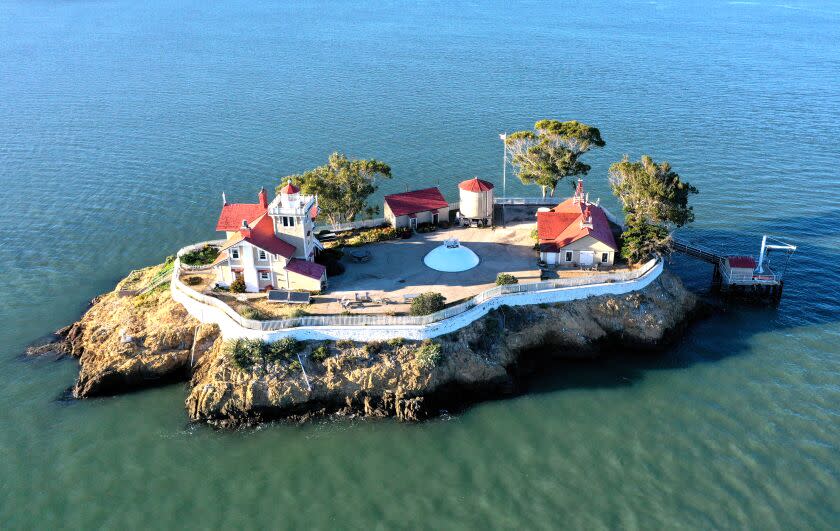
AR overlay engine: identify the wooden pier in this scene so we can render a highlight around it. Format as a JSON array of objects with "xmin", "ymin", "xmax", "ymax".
[{"xmin": 671, "ymin": 235, "xmax": 796, "ymax": 304}]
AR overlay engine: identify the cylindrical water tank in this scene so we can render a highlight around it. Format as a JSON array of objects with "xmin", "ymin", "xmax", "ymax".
[{"xmin": 458, "ymin": 178, "xmax": 494, "ymax": 219}]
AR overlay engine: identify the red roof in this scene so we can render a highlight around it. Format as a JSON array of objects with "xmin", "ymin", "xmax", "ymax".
[
  {"xmin": 216, "ymin": 203, "xmax": 267, "ymax": 232},
  {"xmin": 537, "ymin": 198, "xmax": 618, "ymax": 251},
  {"xmin": 286, "ymin": 258, "xmax": 326, "ymax": 280},
  {"xmin": 279, "ymin": 181, "xmax": 299, "ymax": 195},
  {"xmin": 219, "ymin": 213, "xmax": 296, "ymax": 259},
  {"xmin": 459, "ymin": 178, "xmax": 494, "ymax": 192},
  {"xmin": 727, "ymin": 256, "xmax": 756, "ymax": 268},
  {"xmin": 384, "ymin": 187, "xmax": 449, "ymax": 217}
]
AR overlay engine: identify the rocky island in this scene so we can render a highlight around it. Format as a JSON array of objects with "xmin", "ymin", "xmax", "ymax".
[{"xmin": 38, "ymin": 259, "xmax": 697, "ymax": 427}]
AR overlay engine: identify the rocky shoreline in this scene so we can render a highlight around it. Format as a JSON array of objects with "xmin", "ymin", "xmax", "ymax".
[{"xmin": 32, "ymin": 262, "xmax": 699, "ymax": 427}]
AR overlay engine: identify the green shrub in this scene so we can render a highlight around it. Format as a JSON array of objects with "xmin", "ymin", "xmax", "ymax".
[
  {"xmin": 230, "ymin": 277, "xmax": 246, "ymax": 293},
  {"xmin": 266, "ymin": 337, "xmax": 301, "ymax": 362},
  {"xmin": 181, "ymin": 245, "xmax": 219, "ymax": 266},
  {"xmin": 240, "ymin": 307, "xmax": 269, "ymax": 320},
  {"xmin": 289, "ymin": 308, "xmax": 309, "ymax": 318},
  {"xmin": 396, "ymin": 227, "xmax": 412, "ymax": 239},
  {"xmin": 415, "ymin": 340, "xmax": 443, "ymax": 370},
  {"xmin": 336, "ymin": 339, "xmax": 355, "ymax": 350},
  {"xmin": 224, "ymin": 338, "xmax": 266, "ymax": 369},
  {"xmin": 530, "ymin": 228, "xmax": 539, "ymax": 243},
  {"xmin": 387, "ymin": 337, "xmax": 405, "ymax": 347},
  {"xmin": 287, "ymin": 360, "xmax": 302, "ymax": 373},
  {"xmin": 410, "ymin": 292, "xmax": 446, "ymax": 316},
  {"xmin": 495, "ymin": 273, "xmax": 519, "ymax": 286},
  {"xmin": 310, "ymin": 343, "xmax": 331, "ymax": 363},
  {"xmin": 363, "ymin": 341, "xmax": 384, "ymax": 356},
  {"xmin": 345, "ymin": 226, "xmax": 398, "ymax": 247}
]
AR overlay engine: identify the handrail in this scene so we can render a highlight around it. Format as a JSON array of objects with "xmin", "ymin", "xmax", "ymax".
[{"xmin": 171, "ymin": 241, "xmax": 658, "ymax": 333}]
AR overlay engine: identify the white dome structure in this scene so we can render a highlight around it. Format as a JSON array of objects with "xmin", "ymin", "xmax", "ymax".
[{"xmin": 423, "ymin": 239, "xmax": 479, "ymax": 272}]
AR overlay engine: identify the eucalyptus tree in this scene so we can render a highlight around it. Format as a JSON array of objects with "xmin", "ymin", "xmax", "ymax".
[
  {"xmin": 608, "ymin": 155, "xmax": 698, "ymax": 263},
  {"xmin": 504, "ymin": 119, "xmax": 605, "ymax": 197},
  {"xmin": 280, "ymin": 152, "xmax": 391, "ymax": 227}
]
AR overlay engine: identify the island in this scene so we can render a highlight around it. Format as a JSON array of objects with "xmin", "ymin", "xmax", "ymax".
[{"xmin": 36, "ymin": 120, "xmax": 706, "ymax": 427}]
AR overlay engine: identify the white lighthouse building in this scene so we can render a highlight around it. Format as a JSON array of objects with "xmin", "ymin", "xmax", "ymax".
[{"xmin": 213, "ymin": 182, "xmax": 326, "ymax": 293}]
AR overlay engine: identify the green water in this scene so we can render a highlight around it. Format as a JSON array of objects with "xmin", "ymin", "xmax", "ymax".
[{"xmin": 1, "ymin": 0, "xmax": 839, "ymax": 528}]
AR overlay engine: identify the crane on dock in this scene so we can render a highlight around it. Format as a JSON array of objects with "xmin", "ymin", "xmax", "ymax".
[{"xmin": 670, "ymin": 235, "xmax": 796, "ymax": 304}]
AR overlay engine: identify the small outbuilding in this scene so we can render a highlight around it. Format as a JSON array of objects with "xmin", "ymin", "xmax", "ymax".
[
  {"xmin": 384, "ymin": 187, "xmax": 450, "ymax": 229},
  {"xmin": 722, "ymin": 256, "xmax": 757, "ymax": 284}
]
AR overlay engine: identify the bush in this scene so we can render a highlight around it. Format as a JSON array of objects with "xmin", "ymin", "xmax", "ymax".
[
  {"xmin": 287, "ymin": 360, "xmax": 302, "ymax": 373},
  {"xmin": 495, "ymin": 273, "xmax": 519, "ymax": 286},
  {"xmin": 230, "ymin": 277, "xmax": 246, "ymax": 293},
  {"xmin": 266, "ymin": 337, "xmax": 301, "ymax": 362},
  {"xmin": 224, "ymin": 339, "xmax": 253, "ymax": 369},
  {"xmin": 240, "ymin": 307, "xmax": 269, "ymax": 320},
  {"xmin": 345, "ymin": 226, "xmax": 398, "ymax": 247},
  {"xmin": 185, "ymin": 276, "xmax": 202, "ymax": 286},
  {"xmin": 387, "ymin": 337, "xmax": 405, "ymax": 347},
  {"xmin": 410, "ymin": 292, "xmax": 446, "ymax": 316},
  {"xmin": 416, "ymin": 222, "xmax": 437, "ymax": 233},
  {"xmin": 336, "ymin": 339, "xmax": 355, "ymax": 350},
  {"xmin": 415, "ymin": 340, "xmax": 443, "ymax": 370},
  {"xmin": 181, "ymin": 245, "xmax": 219, "ymax": 266},
  {"xmin": 310, "ymin": 343, "xmax": 331, "ymax": 363},
  {"xmin": 363, "ymin": 341, "xmax": 384, "ymax": 356},
  {"xmin": 396, "ymin": 227, "xmax": 412, "ymax": 239}
]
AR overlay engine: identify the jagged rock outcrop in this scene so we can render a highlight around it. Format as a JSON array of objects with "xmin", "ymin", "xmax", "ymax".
[
  {"xmin": 41, "ymin": 264, "xmax": 220, "ymax": 397},
  {"xmin": 186, "ymin": 272, "xmax": 696, "ymax": 426}
]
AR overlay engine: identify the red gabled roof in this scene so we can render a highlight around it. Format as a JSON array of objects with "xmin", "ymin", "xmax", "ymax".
[
  {"xmin": 537, "ymin": 198, "xmax": 618, "ymax": 251},
  {"xmin": 219, "ymin": 213, "xmax": 296, "ymax": 259},
  {"xmin": 286, "ymin": 258, "xmax": 326, "ymax": 280},
  {"xmin": 384, "ymin": 187, "xmax": 449, "ymax": 217},
  {"xmin": 459, "ymin": 178, "xmax": 494, "ymax": 192},
  {"xmin": 727, "ymin": 256, "xmax": 756, "ymax": 268},
  {"xmin": 216, "ymin": 203, "xmax": 267, "ymax": 232}
]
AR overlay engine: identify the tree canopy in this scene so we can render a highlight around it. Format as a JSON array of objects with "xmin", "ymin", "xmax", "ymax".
[
  {"xmin": 608, "ymin": 155, "xmax": 698, "ymax": 263},
  {"xmin": 504, "ymin": 119, "xmax": 605, "ymax": 197},
  {"xmin": 279, "ymin": 152, "xmax": 391, "ymax": 227}
]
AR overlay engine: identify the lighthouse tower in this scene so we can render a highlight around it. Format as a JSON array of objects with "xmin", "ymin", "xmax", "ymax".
[{"xmin": 268, "ymin": 180, "xmax": 320, "ymax": 261}]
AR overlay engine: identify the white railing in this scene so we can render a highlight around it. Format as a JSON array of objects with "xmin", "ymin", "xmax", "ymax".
[
  {"xmin": 314, "ymin": 218, "xmax": 388, "ymax": 234},
  {"xmin": 171, "ymin": 241, "xmax": 658, "ymax": 333}
]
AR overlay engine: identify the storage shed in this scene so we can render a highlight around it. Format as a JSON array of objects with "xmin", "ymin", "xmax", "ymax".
[{"xmin": 384, "ymin": 187, "xmax": 450, "ymax": 229}]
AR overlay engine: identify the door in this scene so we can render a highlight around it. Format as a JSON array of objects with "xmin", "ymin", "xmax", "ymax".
[
  {"xmin": 409, "ymin": 217, "xmax": 417, "ymax": 229},
  {"xmin": 545, "ymin": 252, "xmax": 557, "ymax": 265},
  {"xmin": 579, "ymin": 251, "xmax": 594, "ymax": 266},
  {"xmin": 432, "ymin": 213, "xmax": 439, "ymax": 225}
]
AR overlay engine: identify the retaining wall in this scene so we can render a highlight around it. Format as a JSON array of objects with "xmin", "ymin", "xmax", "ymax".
[{"xmin": 171, "ymin": 243, "xmax": 663, "ymax": 342}]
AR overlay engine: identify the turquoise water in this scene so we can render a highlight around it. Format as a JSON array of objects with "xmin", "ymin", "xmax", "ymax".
[{"xmin": 2, "ymin": 1, "xmax": 839, "ymax": 528}]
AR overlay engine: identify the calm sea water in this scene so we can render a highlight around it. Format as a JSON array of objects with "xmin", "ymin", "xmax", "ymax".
[{"xmin": 2, "ymin": 1, "xmax": 839, "ymax": 529}]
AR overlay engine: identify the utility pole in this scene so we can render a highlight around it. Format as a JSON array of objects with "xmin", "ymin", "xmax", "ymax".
[{"xmin": 499, "ymin": 132, "xmax": 507, "ymax": 197}]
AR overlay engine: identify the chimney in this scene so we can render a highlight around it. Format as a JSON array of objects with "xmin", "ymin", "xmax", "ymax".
[
  {"xmin": 580, "ymin": 206, "xmax": 593, "ymax": 229},
  {"xmin": 574, "ymin": 179, "xmax": 584, "ymax": 204},
  {"xmin": 222, "ymin": 191, "xmax": 228, "ymax": 206},
  {"xmin": 240, "ymin": 219, "xmax": 251, "ymax": 237},
  {"xmin": 258, "ymin": 187, "xmax": 268, "ymax": 209}
]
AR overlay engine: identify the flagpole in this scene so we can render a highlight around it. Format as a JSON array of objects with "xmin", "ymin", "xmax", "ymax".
[{"xmin": 499, "ymin": 132, "xmax": 507, "ymax": 198}]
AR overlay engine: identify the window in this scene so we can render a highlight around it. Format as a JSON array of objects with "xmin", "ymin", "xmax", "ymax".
[
  {"xmin": 565, "ymin": 251, "xmax": 573, "ymax": 262},
  {"xmin": 282, "ymin": 216, "xmax": 296, "ymax": 227},
  {"xmin": 259, "ymin": 271, "xmax": 270, "ymax": 280},
  {"xmin": 258, "ymin": 250, "xmax": 267, "ymax": 261},
  {"xmin": 230, "ymin": 248, "xmax": 240, "ymax": 260},
  {"xmin": 601, "ymin": 253, "xmax": 609, "ymax": 263}
]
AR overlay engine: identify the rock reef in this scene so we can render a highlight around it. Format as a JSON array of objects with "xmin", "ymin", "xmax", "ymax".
[{"xmin": 43, "ymin": 262, "xmax": 696, "ymax": 426}]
